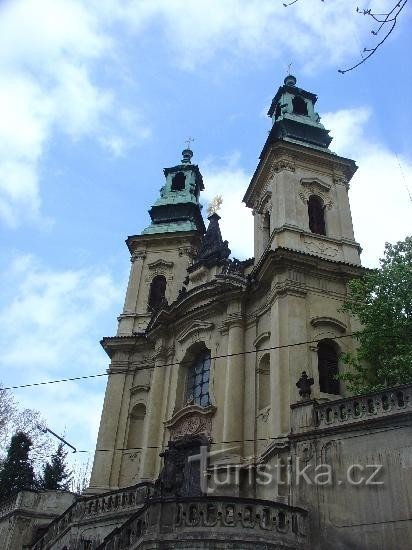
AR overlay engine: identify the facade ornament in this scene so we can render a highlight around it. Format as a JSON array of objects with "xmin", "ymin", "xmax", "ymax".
[
  {"xmin": 177, "ymin": 321, "xmax": 214, "ymax": 344},
  {"xmin": 303, "ymin": 237, "xmax": 339, "ymax": 258},
  {"xmin": 270, "ymin": 159, "xmax": 296, "ymax": 178},
  {"xmin": 296, "ymin": 371, "xmax": 314, "ymax": 400},
  {"xmin": 131, "ymin": 250, "xmax": 146, "ymax": 262},
  {"xmin": 165, "ymin": 404, "xmax": 216, "ymax": 441},
  {"xmin": 207, "ymin": 195, "xmax": 223, "ymax": 216},
  {"xmin": 299, "ymin": 178, "xmax": 333, "ymax": 210},
  {"xmin": 333, "ymin": 173, "xmax": 350, "ymax": 189}
]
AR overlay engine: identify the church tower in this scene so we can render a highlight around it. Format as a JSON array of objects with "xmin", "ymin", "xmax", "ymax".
[
  {"xmin": 89, "ymin": 148, "xmax": 206, "ymax": 491},
  {"xmin": 89, "ymin": 75, "xmax": 363, "ymax": 497}
]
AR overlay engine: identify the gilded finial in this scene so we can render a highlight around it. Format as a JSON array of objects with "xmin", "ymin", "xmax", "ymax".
[{"xmin": 207, "ymin": 195, "xmax": 223, "ymax": 216}]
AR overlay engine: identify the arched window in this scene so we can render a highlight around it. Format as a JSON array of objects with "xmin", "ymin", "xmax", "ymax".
[
  {"xmin": 148, "ymin": 275, "xmax": 167, "ymax": 311},
  {"xmin": 127, "ymin": 404, "xmax": 146, "ymax": 450},
  {"xmin": 318, "ymin": 339, "xmax": 340, "ymax": 395},
  {"xmin": 258, "ymin": 354, "xmax": 270, "ymax": 410},
  {"xmin": 308, "ymin": 195, "xmax": 326, "ymax": 235},
  {"xmin": 262, "ymin": 212, "xmax": 270, "ymax": 248},
  {"xmin": 275, "ymin": 103, "xmax": 281, "ymax": 120},
  {"xmin": 186, "ymin": 350, "xmax": 211, "ymax": 407},
  {"xmin": 171, "ymin": 172, "xmax": 186, "ymax": 191},
  {"xmin": 292, "ymin": 96, "xmax": 308, "ymax": 116}
]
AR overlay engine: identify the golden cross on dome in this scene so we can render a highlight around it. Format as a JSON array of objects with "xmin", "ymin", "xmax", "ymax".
[{"xmin": 207, "ymin": 195, "xmax": 223, "ymax": 216}]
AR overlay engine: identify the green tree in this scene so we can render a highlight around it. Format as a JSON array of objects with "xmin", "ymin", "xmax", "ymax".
[
  {"xmin": 0, "ymin": 431, "xmax": 36, "ymax": 502},
  {"xmin": 40, "ymin": 443, "xmax": 72, "ymax": 490},
  {"xmin": 340, "ymin": 236, "xmax": 412, "ymax": 394}
]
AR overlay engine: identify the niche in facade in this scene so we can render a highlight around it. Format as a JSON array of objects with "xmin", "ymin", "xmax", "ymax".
[{"xmin": 127, "ymin": 403, "xmax": 146, "ymax": 450}]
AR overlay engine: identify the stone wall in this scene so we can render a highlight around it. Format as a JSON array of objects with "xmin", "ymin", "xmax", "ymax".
[
  {"xmin": 288, "ymin": 384, "xmax": 412, "ymax": 550},
  {"xmin": 0, "ymin": 490, "xmax": 76, "ymax": 549}
]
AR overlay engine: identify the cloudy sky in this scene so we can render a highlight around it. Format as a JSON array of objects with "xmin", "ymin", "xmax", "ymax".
[{"xmin": 0, "ymin": 0, "xmax": 411, "ymax": 470}]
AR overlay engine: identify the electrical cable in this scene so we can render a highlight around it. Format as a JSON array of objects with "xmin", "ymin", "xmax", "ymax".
[{"xmin": 0, "ymin": 333, "xmax": 355, "ymax": 392}]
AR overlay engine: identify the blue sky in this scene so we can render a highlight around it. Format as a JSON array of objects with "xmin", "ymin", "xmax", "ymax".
[{"xmin": 0, "ymin": 0, "xmax": 411, "ymax": 470}]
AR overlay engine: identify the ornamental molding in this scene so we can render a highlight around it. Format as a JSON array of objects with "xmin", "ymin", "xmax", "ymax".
[
  {"xmin": 131, "ymin": 250, "xmax": 146, "ymax": 262},
  {"xmin": 152, "ymin": 344, "xmax": 175, "ymax": 363},
  {"xmin": 254, "ymin": 188, "xmax": 272, "ymax": 215},
  {"xmin": 218, "ymin": 313, "xmax": 244, "ymax": 334},
  {"xmin": 299, "ymin": 178, "xmax": 333, "ymax": 210},
  {"xmin": 310, "ymin": 316, "xmax": 347, "ymax": 334},
  {"xmin": 301, "ymin": 177, "xmax": 331, "ymax": 192},
  {"xmin": 130, "ymin": 384, "xmax": 150, "ymax": 395},
  {"xmin": 177, "ymin": 321, "xmax": 214, "ymax": 344},
  {"xmin": 147, "ymin": 259, "xmax": 174, "ymax": 270},
  {"xmin": 269, "ymin": 158, "xmax": 296, "ymax": 178},
  {"xmin": 253, "ymin": 331, "xmax": 271, "ymax": 349},
  {"xmin": 303, "ymin": 237, "xmax": 339, "ymax": 258},
  {"xmin": 333, "ymin": 172, "xmax": 350, "ymax": 189},
  {"xmin": 165, "ymin": 404, "xmax": 216, "ymax": 441}
]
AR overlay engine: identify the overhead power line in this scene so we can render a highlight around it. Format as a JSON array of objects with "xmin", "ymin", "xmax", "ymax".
[{"xmin": 0, "ymin": 333, "xmax": 355, "ymax": 392}]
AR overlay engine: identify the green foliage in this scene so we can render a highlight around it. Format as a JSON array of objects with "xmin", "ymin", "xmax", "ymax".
[
  {"xmin": 340, "ymin": 236, "xmax": 412, "ymax": 394},
  {"xmin": 0, "ymin": 431, "xmax": 36, "ymax": 502},
  {"xmin": 40, "ymin": 443, "xmax": 72, "ymax": 491}
]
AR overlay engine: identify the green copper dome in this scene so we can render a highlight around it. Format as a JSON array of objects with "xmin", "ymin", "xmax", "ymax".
[{"xmin": 142, "ymin": 149, "xmax": 206, "ymax": 235}]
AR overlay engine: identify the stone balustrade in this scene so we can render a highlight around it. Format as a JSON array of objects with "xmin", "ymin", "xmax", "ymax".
[
  {"xmin": 31, "ymin": 483, "xmax": 154, "ymax": 550},
  {"xmin": 315, "ymin": 383, "xmax": 412, "ymax": 429},
  {"xmin": 98, "ymin": 496, "xmax": 309, "ymax": 549}
]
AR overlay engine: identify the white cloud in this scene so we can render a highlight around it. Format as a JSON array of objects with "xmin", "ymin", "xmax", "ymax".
[
  {"xmin": 0, "ymin": 255, "xmax": 123, "ymax": 372},
  {"xmin": 0, "ymin": 0, "xmax": 149, "ymax": 227},
  {"xmin": 0, "ymin": 254, "xmax": 125, "ymax": 461},
  {"xmin": 101, "ymin": 0, "xmax": 372, "ymax": 72},
  {"xmin": 323, "ymin": 108, "xmax": 412, "ymax": 267}
]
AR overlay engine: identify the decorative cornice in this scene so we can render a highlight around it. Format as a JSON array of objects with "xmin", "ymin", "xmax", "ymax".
[
  {"xmin": 130, "ymin": 384, "xmax": 150, "ymax": 395},
  {"xmin": 301, "ymin": 177, "xmax": 331, "ymax": 192},
  {"xmin": 310, "ymin": 316, "xmax": 347, "ymax": 333},
  {"xmin": 147, "ymin": 259, "xmax": 174, "ymax": 270},
  {"xmin": 131, "ymin": 250, "xmax": 146, "ymax": 262},
  {"xmin": 253, "ymin": 331, "xmax": 271, "ymax": 349},
  {"xmin": 299, "ymin": 178, "xmax": 333, "ymax": 210},
  {"xmin": 270, "ymin": 158, "xmax": 296, "ymax": 177},
  {"xmin": 177, "ymin": 321, "xmax": 214, "ymax": 344},
  {"xmin": 218, "ymin": 313, "xmax": 244, "ymax": 334}
]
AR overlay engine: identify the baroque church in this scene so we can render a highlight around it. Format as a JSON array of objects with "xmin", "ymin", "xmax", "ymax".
[{"xmin": 3, "ymin": 76, "xmax": 412, "ymax": 550}]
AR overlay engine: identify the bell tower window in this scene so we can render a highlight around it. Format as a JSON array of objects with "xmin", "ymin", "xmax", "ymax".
[
  {"xmin": 308, "ymin": 195, "xmax": 326, "ymax": 235},
  {"xmin": 148, "ymin": 275, "xmax": 167, "ymax": 311},
  {"xmin": 292, "ymin": 96, "xmax": 308, "ymax": 116},
  {"xmin": 318, "ymin": 339, "xmax": 340, "ymax": 395},
  {"xmin": 186, "ymin": 350, "xmax": 211, "ymax": 407},
  {"xmin": 171, "ymin": 171, "xmax": 186, "ymax": 191}
]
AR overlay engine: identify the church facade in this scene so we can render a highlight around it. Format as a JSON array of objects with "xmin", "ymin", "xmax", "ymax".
[{"xmin": 26, "ymin": 76, "xmax": 412, "ymax": 549}]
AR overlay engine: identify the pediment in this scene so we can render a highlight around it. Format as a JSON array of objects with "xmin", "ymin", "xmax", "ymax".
[
  {"xmin": 177, "ymin": 320, "xmax": 214, "ymax": 343},
  {"xmin": 310, "ymin": 316, "xmax": 347, "ymax": 333},
  {"xmin": 253, "ymin": 331, "xmax": 271, "ymax": 349},
  {"xmin": 300, "ymin": 177, "xmax": 331, "ymax": 193},
  {"xmin": 147, "ymin": 259, "xmax": 174, "ymax": 270}
]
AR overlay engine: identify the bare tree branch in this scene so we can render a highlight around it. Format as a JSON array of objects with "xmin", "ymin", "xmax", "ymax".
[{"xmin": 281, "ymin": 0, "xmax": 408, "ymax": 73}]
